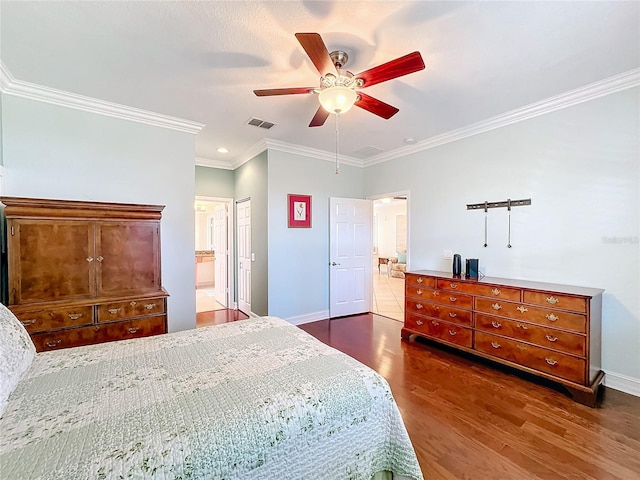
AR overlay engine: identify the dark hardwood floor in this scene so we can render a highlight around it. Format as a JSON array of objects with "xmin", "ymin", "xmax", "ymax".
[
  {"xmin": 196, "ymin": 308, "xmax": 249, "ymax": 327},
  {"xmin": 300, "ymin": 313, "xmax": 640, "ymax": 480}
]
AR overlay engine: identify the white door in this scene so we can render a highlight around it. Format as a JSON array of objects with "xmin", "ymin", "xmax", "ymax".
[
  {"xmin": 329, "ymin": 197, "xmax": 372, "ymax": 317},
  {"xmin": 237, "ymin": 200, "xmax": 251, "ymax": 315},
  {"xmin": 213, "ymin": 203, "xmax": 228, "ymax": 307}
]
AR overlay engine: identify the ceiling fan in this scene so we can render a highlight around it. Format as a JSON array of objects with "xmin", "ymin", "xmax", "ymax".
[{"xmin": 254, "ymin": 33, "xmax": 425, "ymax": 127}]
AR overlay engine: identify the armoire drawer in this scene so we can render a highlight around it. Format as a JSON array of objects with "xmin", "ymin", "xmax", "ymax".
[
  {"xmin": 31, "ymin": 316, "xmax": 166, "ymax": 352},
  {"xmin": 12, "ymin": 305, "xmax": 93, "ymax": 334},
  {"xmin": 405, "ymin": 274, "xmax": 435, "ymax": 288},
  {"xmin": 429, "ymin": 289, "xmax": 473, "ymax": 309},
  {"xmin": 475, "ymin": 313, "xmax": 586, "ymax": 356},
  {"xmin": 97, "ymin": 298, "xmax": 165, "ymax": 322},
  {"xmin": 475, "ymin": 332, "xmax": 586, "ymax": 384},
  {"xmin": 475, "ymin": 297, "xmax": 586, "ymax": 333},
  {"xmin": 405, "ymin": 284, "xmax": 435, "ymax": 300}
]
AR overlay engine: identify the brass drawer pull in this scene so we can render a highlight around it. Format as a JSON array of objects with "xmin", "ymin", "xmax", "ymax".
[
  {"xmin": 108, "ymin": 308, "xmax": 121, "ymax": 315},
  {"xmin": 417, "ymin": 277, "xmax": 423, "ymax": 284},
  {"xmin": 97, "ymin": 256, "xmax": 104, "ymax": 262},
  {"xmin": 68, "ymin": 313, "xmax": 83, "ymax": 320},
  {"xmin": 21, "ymin": 319, "xmax": 36, "ymax": 326},
  {"xmin": 449, "ymin": 283, "xmax": 459, "ymax": 289},
  {"xmin": 516, "ymin": 323, "xmax": 528, "ymax": 330},
  {"xmin": 432, "ymin": 291, "xmax": 439, "ymax": 296},
  {"xmin": 416, "ymin": 289, "xmax": 423, "ymax": 295},
  {"xmin": 491, "ymin": 341, "xmax": 501, "ymax": 349},
  {"xmin": 491, "ymin": 321, "xmax": 501, "ymax": 328},
  {"xmin": 416, "ymin": 320, "xmax": 424, "ymax": 326},
  {"xmin": 491, "ymin": 303, "xmax": 502, "ymax": 310},
  {"xmin": 130, "ymin": 301, "xmax": 137, "ymax": 306},
  {"xmin": 491, "ymin": 288, "xmax": 501, "ymax": 296},
  {"xmin": 144, "ymin": 303, "xmax": 156, "ymax": 310},
  {"xmin": 449, "ymin": 312, "xmax": 457, "ymax": 318},
  {"xmin": 86, "ymin": 257, "xmax": 94, "ymax": 263},
  {"xmin": 545, "ymin": 334, "xmax": 558, "ymax": 342},
  {"xmin": 516, "ymin": 306, "xmax": 528, "ymax": 313},
  {"xmin": 45, "ymin": 339, "xmax": 62, "ymax": 348},
  {"xmin": 545, "ymin": 358, "xmax": 558, "ymax": 366},
  {"xmin": 449, "ymin": 296, "xmax": 457, "ymax": 302},
  {"xmin": 432, "ymin": 320, "xmax": 440, "ymax": 326},
  {"xmin": 415, "ymin": 303, "xmax": 424, "ymax": 310},
  {"xmin": 448, "ymin": 329, "xmax": 457, "ymax": 336},
  {"xmin": 128, "ymin": 327, "xmax": 139, "ymax": 334},
  {"xmin": 546, "ymin": 296, "xmax": 559, "ymax": 305},
  {"xmin": 546, "ymin": 313, "xmax": 559, "ymax": 322}
]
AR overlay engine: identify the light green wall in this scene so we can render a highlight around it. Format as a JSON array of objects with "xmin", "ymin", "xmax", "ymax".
[
  {"xmin": 0, "ymin": 94, "xmax": 4, "ymax": 166},
  {"xmin": 267, "ymin": 151, "xmax": 365, "ymax": 320},
  {"xmin": 234, "ymin": 151, "xmax": 268, "ymax": 315},
  {"xmin": 2, "ymin": 95, "xmax": 197, "ymax": 332},
  {"xmin": 364, "ymin": 87, "xmax": 640, "ymax": 383},
  {"xmin": 195, "ymin": 165, "xmax": 234, "ymax": 198}
]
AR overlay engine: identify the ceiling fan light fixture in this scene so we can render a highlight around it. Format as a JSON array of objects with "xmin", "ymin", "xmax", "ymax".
[{"xmin": 319, "ymin": 86, "xmax": 358, "ymax": 114}]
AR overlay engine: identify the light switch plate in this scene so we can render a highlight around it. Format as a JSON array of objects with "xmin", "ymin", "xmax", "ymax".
[{"xmin": 443, "ymin": 250, "xmax": 453, "ymax": 260}]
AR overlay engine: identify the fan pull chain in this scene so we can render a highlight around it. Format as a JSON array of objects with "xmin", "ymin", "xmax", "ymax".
[
  {"xmin": 483, "ymin": 201, "xmax": 488, "ymax": 247},
  {"xmin": 335, "ymin": 113, "xmax": 340, "ymax": 174}
]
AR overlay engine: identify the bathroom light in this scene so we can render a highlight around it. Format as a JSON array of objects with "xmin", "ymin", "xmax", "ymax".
[{"xmin": 217, "ymin": 147, "xmax": 229, "ymax": 154}]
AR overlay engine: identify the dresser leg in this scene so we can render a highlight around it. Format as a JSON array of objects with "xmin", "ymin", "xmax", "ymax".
[
  {"xmin": 401, "ymin": 328, "xmax": 413, "ymax": 340},
  {"xmin": 565, "ymin": 371, "xmax": 605, "ymax": 407}
]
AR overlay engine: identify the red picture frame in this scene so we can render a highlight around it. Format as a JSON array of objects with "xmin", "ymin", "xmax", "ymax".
[{"xmin": 288, "ymin": 194, "xmax": 312, "ymax": 228}]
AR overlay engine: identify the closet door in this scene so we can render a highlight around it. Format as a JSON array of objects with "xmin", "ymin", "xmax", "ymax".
[
  {"xmin": 96, "ymin": 221, "xmax": 161, "ymax": 296},
  {"xmin": 8, "ymin": 219, "xmax": 96, "ymax": 304}
]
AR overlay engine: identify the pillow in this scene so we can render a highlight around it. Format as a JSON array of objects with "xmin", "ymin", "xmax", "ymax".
[
  {"xmin": 0, "ymin": 303, "xmax": 36, "ymax": 417},
  {"xmin": 397, "ymin": 252, "xmax": 407, "ymax": 264}
]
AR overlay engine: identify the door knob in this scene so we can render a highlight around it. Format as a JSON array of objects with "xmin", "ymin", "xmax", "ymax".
[{"xmin": 330, "ymin": 262, "xmax": 341, "ymax": 266}]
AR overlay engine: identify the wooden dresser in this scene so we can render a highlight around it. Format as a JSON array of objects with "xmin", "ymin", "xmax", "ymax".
[
  {"xmin": 2, "ymin": 197, "xmax": 168, "ymax": 352},
  {"xmin": 402, "ymin": 270, "xmax": 604, "ymax": 406}
]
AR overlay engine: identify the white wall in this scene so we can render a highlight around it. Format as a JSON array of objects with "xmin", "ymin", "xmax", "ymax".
[
  {"xmin": 364, "ymin": 87, "xmax": 640, "ymax": 391},
  {"xmin": 1, "ymin": 95, "xmax": 197, "ymax": 332},
  {"xmin": 267, "ymin": 151, "xmax": 365, "ymax": 322}
]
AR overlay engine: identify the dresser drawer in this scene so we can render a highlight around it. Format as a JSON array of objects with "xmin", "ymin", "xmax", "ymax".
[
  {"xmin": 430, "ymin": 289, "xmax": 473, "ymax": 309},
  {"xmin": 475, "ymin": 332, "xmax": 586, "ymax": 384},
  {"xmin": 436, "ymin": 279, "xmax": 521, "ymax": 301},
  {"xmin": 475, "ymin": 313, "xmax": 586, "ymax": 357},
  {"xmin": 405, "ymin": 274, "xmax": 435, "ymax": 288},
  {"xmin": 31, "ymin": 316, "xmax": 166, "ymax": 351},
  {"xmin": 97, "ymin": 298, "xmax": 165, "ymax": 323},
  {"xmin": 523, "ymin": 290, "xmax": 587, "ymax": 314},
  {"xmin": 475, "ymin": 297, "xmax": 586, "ymax": 333},
  {"xmin": 405, "ymin": 313, "xmax": 472, "ymax": 348},
  {"xmin": 12, "ymin": 305, "xmax": 93, "ymax": 334},
  {"xmin": 406, "ymin": 300, "xmax": 471, "ymax": 326},
  {"xmin": 405, "ymin": 285, "xmax": 435, "ymax": 300}
]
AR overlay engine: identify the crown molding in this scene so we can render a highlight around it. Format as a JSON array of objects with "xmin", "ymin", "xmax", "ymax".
[
  {"xmin": 195, "ymin": 157, "xmax": 234, "ymax": 170},
  {"xmin": 363, "ymin": 68, "xmax": 640, "ymax": 167},
  {"xmin": 0, "ymin": 61, "xmax": 204, "ymax": 134}
]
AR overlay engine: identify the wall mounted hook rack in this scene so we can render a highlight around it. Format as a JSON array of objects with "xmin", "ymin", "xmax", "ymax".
[{"xmin": 466, "ymin": 198, "xmax": 531, "ymax": 210}]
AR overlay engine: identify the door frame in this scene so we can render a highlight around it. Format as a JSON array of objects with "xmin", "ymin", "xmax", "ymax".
[
  {"xmin": 195, "ymin": 196, "xmax": 235, "ymax": 309},
  {"xmin": 235, "ymin": 197, "xmax": 251, "ymax": 315}
]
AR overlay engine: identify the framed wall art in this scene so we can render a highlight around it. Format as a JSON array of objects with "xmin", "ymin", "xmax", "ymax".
[{"xmin": 288, "ymin": 194, "xmax": 311, "ymax": 228}]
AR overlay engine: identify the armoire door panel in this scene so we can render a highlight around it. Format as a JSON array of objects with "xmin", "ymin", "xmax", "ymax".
[
  {"xmin": 9, "ymin": 220, "xmax": 95, "ymax": 304},
  {"xmin": 96, "ymin": 221, "xmax": 161, "ymax": 295}
]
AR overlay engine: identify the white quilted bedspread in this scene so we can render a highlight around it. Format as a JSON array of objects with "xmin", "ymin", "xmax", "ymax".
[{"xmin": 0, "ymin": 316, "xmax": 423, "ymax": 479}]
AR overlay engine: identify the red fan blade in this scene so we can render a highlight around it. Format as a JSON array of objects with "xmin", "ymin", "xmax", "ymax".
[
  {"xmin": 355, "ymin": 51, "xmax": 425, "ymax": 88},
  {"xmin": 355, "ymin": 92, "xmax": 399, "ymax": 119},
  {"xmin": 254, "ymin": 87, "xmax": 315, "ymax": 96},
  {"xmin": 295, "ymin": 33, "xmax": 337, "ymax": 77},
  {"xmin": 309, "ymin": 105, "xmax": 331, "ymax": 127}
]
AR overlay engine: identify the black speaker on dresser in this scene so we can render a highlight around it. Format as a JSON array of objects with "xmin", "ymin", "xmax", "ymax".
[{"xmin": 465, "ymin": 258, "xmax": 479, "ymax": 278}]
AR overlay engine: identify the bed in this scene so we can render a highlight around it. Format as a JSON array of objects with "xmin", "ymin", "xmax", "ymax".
[{"xmin": 0, "ymin": 304, "xmax": 423, "ymax": 479}]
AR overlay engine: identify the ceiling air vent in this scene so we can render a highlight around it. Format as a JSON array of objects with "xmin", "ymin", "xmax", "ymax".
[
  {"xmin": 352, "ymin": 145, "xmax": 385, "ymax": 159},
  {"xmin": 247, "ymin": 117, "xmax": 277, "ymax": 129}
]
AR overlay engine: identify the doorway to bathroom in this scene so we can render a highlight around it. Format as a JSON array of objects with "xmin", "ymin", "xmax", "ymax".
[{"xmin": 194, "ymin": 196, "xmax": 234, "ymax": 315}]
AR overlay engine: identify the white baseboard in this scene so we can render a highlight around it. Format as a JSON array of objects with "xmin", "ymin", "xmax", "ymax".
[
  {"xmin": 285, "ymin": 310, "xmax": 329, "ymax": 326},
  {"xmin": 604, "ymin": 370, "xmax": 640, "ymax": 397}
]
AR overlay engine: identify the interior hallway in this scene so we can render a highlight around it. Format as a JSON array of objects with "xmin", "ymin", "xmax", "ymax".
[{"xmin": 371, "ymin": 261, "xmax": 404, "ymax": 322}]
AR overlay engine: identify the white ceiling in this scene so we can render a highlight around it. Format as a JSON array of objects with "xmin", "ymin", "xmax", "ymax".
[{"xmin": 1, "ymin": 1, "xmax": 638, "ymax": 166}]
